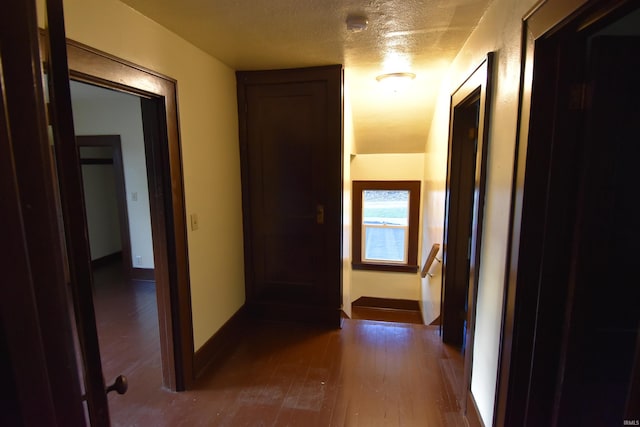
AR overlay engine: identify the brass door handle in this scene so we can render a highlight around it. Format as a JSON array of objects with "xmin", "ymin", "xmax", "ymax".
[{"xmin": 106, "ymin": 374, "xmax": 128, "ymax": 395}]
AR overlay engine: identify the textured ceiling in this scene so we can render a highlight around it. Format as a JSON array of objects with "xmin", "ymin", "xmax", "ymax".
[{"xmin": 119, "ymin": 0, "xmax": 490, "ymax": 154}]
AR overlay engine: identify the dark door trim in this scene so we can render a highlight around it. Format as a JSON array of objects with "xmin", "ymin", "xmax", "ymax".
[
  {"xmin": 77, "ymin": 135, "xmax": 133, "ymax": 276},
  {"xmin": 461, "ymin": 53, "xmax": 494, "ymax": 418},
  {"xmin": 441, "ymin": 53, "xmax": 494, "ymax": 417},
  {"xmin": 496, "ymin": 0, "xmax": 638, "ymax": 425},
  {"xmin": 40, "ymin": 35, "xmax": 194, "ymax": 390}
]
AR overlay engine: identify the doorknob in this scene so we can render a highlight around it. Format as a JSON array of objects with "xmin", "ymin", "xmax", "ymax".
[{"xmin": 106, "ymin": 374, "xmax": 128, "ymax": 395}]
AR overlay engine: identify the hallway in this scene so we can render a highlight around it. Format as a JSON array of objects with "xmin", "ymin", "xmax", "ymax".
[{"xmin": 93, "ymin": 263, "xmax": 466, "ymax": 426}]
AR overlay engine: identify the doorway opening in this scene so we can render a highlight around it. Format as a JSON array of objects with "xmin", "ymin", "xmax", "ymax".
[
  {"xmin": 441, "ymin": 53, "xmax": 494, "ymax": 415},
  {"xmin": 49, "ymin": 37, "xmax": 195, "ymax": 395},
  {"xmin": 72, "ymin": 82, "xmax": 163, "ymax": 420},
  {"xmin": 73, "ymin": 86, "xmax": 155, "ymax": 281},
  {"xmin": 77, "ymin": 136, "xmax": 132, "ymax": 275},
  {"xmin": 441, "ymin": 92, "xmax": 481, "ymax": 349}
]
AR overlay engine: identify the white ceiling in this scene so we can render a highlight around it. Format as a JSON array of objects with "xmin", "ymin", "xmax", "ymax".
[{"xmin": 119, "ymin": 0, "xmax": 491, "ymax": 154}]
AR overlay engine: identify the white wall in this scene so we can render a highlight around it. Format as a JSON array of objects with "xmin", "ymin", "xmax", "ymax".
[
  {"xmin": 341, "ymin": 79, "xmax": 355, "ymax": 318},
  {"xmin": 422, "ymin": 0, "xmax": 586, "ymax": 423},
  {"xmin": 349, "ymin": 153, "xmax": 424, "ymax": 303},
  {"xmin": 81, "ymin": 162, "xmax": 122, "ymax": 260},
  {"xmin": 57, "ymin": 0, "xmax": 246, "ymax": 351},
  {"xmin": 419, "ymin": 151, "xmax": 446, "ymax": 325},
  {"xmin": 71, "ymin": 82, "xmax": 155, "ymax": 269}
]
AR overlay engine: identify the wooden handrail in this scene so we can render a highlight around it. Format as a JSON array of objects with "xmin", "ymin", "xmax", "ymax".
[{"xmin": 421, "ymin": 243, "xmax": 441, "ymax": 278}]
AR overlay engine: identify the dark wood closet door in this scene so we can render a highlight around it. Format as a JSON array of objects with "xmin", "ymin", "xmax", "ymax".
[
  {"xmin": 554, "ymin": 35, "xmax": 640, "ymax": 426},
  {"xmin": 441, "ymin": 95, "xmax": 480, "ymax": 348},
  {"xmin": 237, "ymin": 66, "xmax": 342, "ymax": 327}
]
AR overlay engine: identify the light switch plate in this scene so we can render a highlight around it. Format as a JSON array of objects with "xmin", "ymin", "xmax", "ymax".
[{"xmin": 190, "ymin": 213, "xmax": 199, "ymax": 230}]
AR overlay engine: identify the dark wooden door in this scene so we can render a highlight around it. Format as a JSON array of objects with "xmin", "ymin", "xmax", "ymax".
[
  {"xmin": 1, "ymin": 0, "xmax": 108, "ymax": 425},
  {"xmin": 45, "ymin": 1, "xmax": 129, "ymax": 424},
  {"xmin": 0, "ymin": 2, "xmax": 87, "ymax": 423},
  {"xmin": 554, "ymin": 35, "xmax": 640, "ymax": 425},
  {"xmin": 237, "ymin": 66, "xmax": 342, "ymax": 327},
  {"xmin": 442, "ymin": 94, "xmax": 480, "ymax": 347}
]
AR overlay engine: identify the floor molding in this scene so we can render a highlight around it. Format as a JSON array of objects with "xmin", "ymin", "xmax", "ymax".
[
  {"xmin": 430, "ymin": 314, "xmax": 441, "ymax": 325},
  {"xmin": 91, "ymin": 251, "xmax": 122, "ymax": 268},
  {"xmin": 194, "ymin": 305, "xmax": 248, "ymax": 378},
  {"xmin": 131, "ymin": 267, "xmax": 154, "ymax": 281},
  {"xmin": 466, "ymin": 391, "xmax": 485, "ymax": 427}
]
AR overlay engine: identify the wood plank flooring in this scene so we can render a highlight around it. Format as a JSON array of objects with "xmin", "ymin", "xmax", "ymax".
[{"xmin": 92, "ymin": 263, "xmax": 467, "ymax": 426}]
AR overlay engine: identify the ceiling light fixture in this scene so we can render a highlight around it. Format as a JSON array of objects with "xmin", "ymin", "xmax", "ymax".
[
  {"xmin": 376, "ymin": 72, "xmax": 416, "ymax": 92},
  {"xmin": 376, "ymin": 72, "xmax": 416, "ymax": 82},
  {"xmin": 346, "ymin": 15, "xmax": 368, "ymax": 32}
]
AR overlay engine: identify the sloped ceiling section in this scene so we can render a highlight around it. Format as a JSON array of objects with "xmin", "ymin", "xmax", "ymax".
[{"xmin": 119, "ymin": 0, "xmax": 490, "ymax": 154}]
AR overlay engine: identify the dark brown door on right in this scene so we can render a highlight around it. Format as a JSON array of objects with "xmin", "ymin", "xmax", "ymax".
[
  {"xmin": 442, "ymin": 94, "xmax": 480, "ymax": 347},
  {"xmin": 237, "ymin": 66, "xmax": 342, "ymax": 327},
  {"xmin": 554, "ymin": 35, "xmax": 640, "ymax": 425}
]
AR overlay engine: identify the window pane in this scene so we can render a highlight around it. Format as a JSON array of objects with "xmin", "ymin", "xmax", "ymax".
[
  {"xmin": 364, "ymin": 226, "xmax": 407, "ymax": 262},
  {"xmin": 363, "ymin": 190, "xmax": 409, "ymax": 225},
  {"xmin": 362, "ymin": 190, "xmax": 410, "ymax": 263}
]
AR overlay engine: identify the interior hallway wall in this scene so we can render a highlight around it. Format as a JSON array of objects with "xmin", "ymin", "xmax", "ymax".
[
  {"xmin": 419, "ymin": 150, "xmax": 446, "ymax": 325},
  {"xmin": 341, "ymin": 78, "xmax": 355, "ymax": 318},
  {"xmin": 51, "ymin": 0, "xmax": 246, "ymax": 351},
  {"xmin": 422, "ymin": 0, "xmax": 587, "ymax": 423}
]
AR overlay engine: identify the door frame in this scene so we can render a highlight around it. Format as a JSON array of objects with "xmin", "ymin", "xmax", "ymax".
[
  {"xmin": 77, "ymin": 135, "xmax": 133, "ymax": 275},
  {"xmin": 441, "ymin": 53, "xmax": 494, "ymax": 415},
  {"xmin": 496, "ymin": 0, "xmax": 638, "ymax": 424},
  {"xmin": 40, "ymin": 34, "xmax": 195, "ymax": 391}
]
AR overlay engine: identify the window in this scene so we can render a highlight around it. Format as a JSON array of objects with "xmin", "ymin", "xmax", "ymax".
[{"xmin": 352, "ymin": 181, "xmax": 421, "ymax": 273}]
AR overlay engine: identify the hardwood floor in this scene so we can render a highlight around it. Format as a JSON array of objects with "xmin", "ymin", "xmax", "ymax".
[{"xmin": 92, "ymin": 263, "xmax": 467, "ymax": 426}]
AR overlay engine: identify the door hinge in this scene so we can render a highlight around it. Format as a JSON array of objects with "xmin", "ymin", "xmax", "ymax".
[{"xmin": 467, "ymin": 237, "xmax": 472, "ymax": 260}]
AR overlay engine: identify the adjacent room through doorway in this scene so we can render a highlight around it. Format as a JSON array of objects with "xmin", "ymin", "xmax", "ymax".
[{"xmin": 70, "ymin": 80, "xmax": 161, "ymax": 420}]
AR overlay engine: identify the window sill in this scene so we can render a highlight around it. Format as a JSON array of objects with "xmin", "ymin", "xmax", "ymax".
[{"xmin": 352, "ymin": 262, "xmax": 419, "ymax": 274}]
